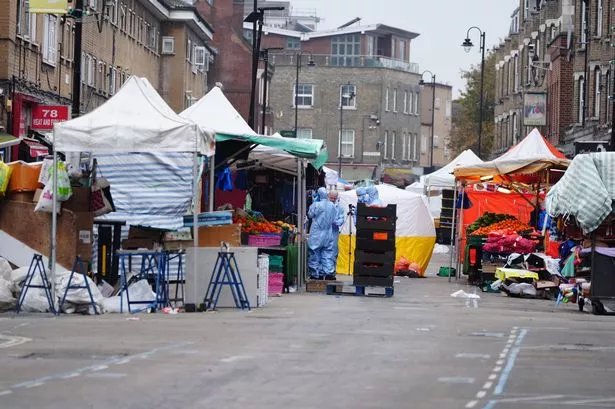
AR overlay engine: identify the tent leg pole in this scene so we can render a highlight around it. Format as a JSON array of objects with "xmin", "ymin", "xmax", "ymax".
[
  {"xmin": 193, "ymin": 151, "xmax": 199, "ymax": 279},
  {"xmin": 456, "ymin": 187, "xmax": 465, "ymax": 281},
  {"xmin": 449, "ymin": 184, "xmax": 458, "ymax": 283},
  {"xmin": 208, "ymin": 155, "xmax": 215, "ymax": 212},
  {"xmin": 50, "ymin": 147, "xmax": 58, "ymax": 314},
  {"xmin": 296, "ymin": 159, "xmax": 302, "ymax": 290}
]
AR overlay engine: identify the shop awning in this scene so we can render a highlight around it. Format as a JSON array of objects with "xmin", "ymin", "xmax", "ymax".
[
  {"xmin": 217, "ymin": 132, "xmax": 328, "ymax": 168},
  {"xmin": 0, "ymin": 134, "xmax": 21, "ymax": 150}
]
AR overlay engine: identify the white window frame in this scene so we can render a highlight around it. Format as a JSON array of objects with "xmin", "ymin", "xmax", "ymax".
[
  {"xmin": 42, "ymin": 14, "xmax": 57, "ymax": 66},
  {"xmin": 403, "ymin": 91, "xmax": 408, "ymax": 114},
  {"xmin": 524, "ymin": 0, "xmax": 529, "ymax": 20},
  {"xmin": 86, "ymin": 54, "xmax": 94, "ymax": 86},
  {"xmin": 391, "ymin": 131, "xmax": 396, "ymax": 160},
  {"xmin": 162, "ymin": 36, "xmax": 175, "ymax": 54},
  {"xmin": 393, "ymin": 89, "xmax": 397, "ymax": 112},
  {"xmin": 286, "ymin": 36, "xmax": 299, "ymax": 49},
  {"xmin": 412, "ymin": 133, "xmax": 419, "ymax": 161},
  {"xmin": 597, "ymin": 0, "xmax": 603, "ymax": 37},
  {"xmin": 339, "ymin": 129, "xmax": 355, "ymax": 158},
  {"xmin": 340, "ymin": 84, "xmax": 356, "ymax": 109},
  {"xmin": 109, "ymin": 66, "xmax": 117, "ymax": 95},
  {"xmin": 296, "ymin": 128, "xmax": 312, "ymax": 139},
  {"xmin": 413, "ymin": 93, "xmax": 419, "ymax": 114},
  {"xmin": 446, "ymin": 100, "xmax": 452, "ymax": 119},
  {"xmin": 594, "ymin": 68, "xmax": 601, "ymax": 118},
  {"xmin": 385, "ymin": 87, "xmax": 390, "ymax": 111},
  {"xmin": 578, "ymin": 76, "xmax": 585, "ymax": 124},
  {"xmin": 383, "ymin": 131, "xmax": 388, "ymax": 159},
  {"xmin": 581, "ymin": 2, "xmax": 587, "ymax": 46},
  {"xmin": 194, "ymin": 46, "xmax": 206, "ymax": 72},
  {"xmin": 401, "ymin": 132, "xmax": 407, "ymax": 160},
  {"xmin": 409, "ymin": 92, "xmax": 414, "ymax": 115},
  {"xmin": 105, "ymin": 0, "xmax": 118, "ymax": 25},
  {"xmin": 294, "ymin": 84, "xmax": 314, "ymax": 107}
]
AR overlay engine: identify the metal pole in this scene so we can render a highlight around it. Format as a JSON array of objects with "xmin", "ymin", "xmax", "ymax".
[
  {"xmin": 477, "ymin": 32, "xmax": 486, "ymax": 158},
  {"xmin": 582, "ymin": 0, "xmax": 589, "ymax": 128},
  {"xmin": 261, "ymin": 50, "xmax": 268, "ymax": 135},
  {"xmin": 448, "ymin": 184, "xmax": 458, "ymax": 283},
  {"xmin": 611, "ymin": 53, "xmax": 615, "ymax": 150},
  {"xmin": 192, "ymin": 150, "xmax": 199, "ymax": 281},
  {"xmin": 296, "ymin": 158, "xmax": 302, "ymax": 289},
  {"xmin": 208, "ymin": 156, "xmax": 215, "ymax": 211},
  {"xmin": 430, "ymin": 74, "xmax": 436, "ymax": 167},
  {"xmin": 294, "ymin": 54, "xmax": 300, "ymax": 138},
  {"xmin": 50, "ymin": 143, "xmax": 58, "ymax": 312},
  {"xmin": 248, "ymin": 11, "xmax": 262, "ymax": 129},
  {"xmin": 339, "ymin": 95, "xmax": 343, "ymax": 176},
  {"xmin": 71, "ymin": 0, "xmax": 83, "ymax": 118}
]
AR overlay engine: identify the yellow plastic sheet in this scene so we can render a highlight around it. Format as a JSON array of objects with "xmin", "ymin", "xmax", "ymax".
[
  {"xmin": 494, "ymin": 268, "xmax": 539, "ymax": 281},
  {"xmin": 336, "ymin": 235, "xmax": 436, "ymax": 276}
]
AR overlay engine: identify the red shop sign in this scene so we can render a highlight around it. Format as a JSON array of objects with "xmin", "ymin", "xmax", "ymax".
[{"xmin": 31, "ymin": 105, "xmax": 70, "ymax": 130}]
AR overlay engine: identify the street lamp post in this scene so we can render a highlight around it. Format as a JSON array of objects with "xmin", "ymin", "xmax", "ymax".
[
  {"xmin": 339, "ymin": 83, "xmax": 356, "ymax": 177},
  {"xmin": 294, "ymin": 51, "xmax": 315, "ymax": 138},
  {"xmin": 260, "ymin": 47, "xmax": 283, "ymax": 134},
  {"xmin": 462, "ymin": 26, "xmax": 486, "ymax": 158},
  {"xmin": 420, "ymin": 71, "xmax": 436, "ymax": 168}
]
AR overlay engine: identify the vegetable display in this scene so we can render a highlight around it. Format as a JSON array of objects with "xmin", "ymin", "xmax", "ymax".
[
  {"xmin": 470, "ymin": 218, "xmax": 532, "ymax": 236},
  {"xmin": 467, "ymin": 213, "xmax": 514, "ymax": 234},
  {"xmin": 232, "ymin": 211, "xmax": 294, "ymax": 235}
]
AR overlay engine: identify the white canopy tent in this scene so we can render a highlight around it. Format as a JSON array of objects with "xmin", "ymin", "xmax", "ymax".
[
  {"xmin": 51, "ymin": 75, "xmax": 213, "ymax": 306},
  {"xmin": 421, "ymin": 149, "xmax": 483, "ymax": 189}
]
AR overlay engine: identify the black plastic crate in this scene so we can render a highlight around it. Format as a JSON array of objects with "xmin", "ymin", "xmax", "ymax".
[
  {"xmin": 356, "ymin": 217, "xmax": 396, "ymax": 232},
  {"xmin": 442, "ymin": 189, "xmax": 455, "ymax": 199},
  {"xmin": 353, "ymin": 275, "xmax": 394, "ymax": 287},
  {"xmin": 355, "ymin": 229, "xmax": 395, "ymax": 241},
  {"xmin": 355, "ymin": 250, "xmax": 395, "ymax": 265},
  {"xmin": 356, "ymin": 237, "xmax": 396, "ymax": 252},
  {"xmin": 356, "ymin": 203, "xmax": 397, "ymax": 218},
  {"xmin": 354, "ymin": 262, "xmax": 394, "ymax": 277},
  {"xmin": 590, "ymin": 251, "xmax": 615, "ymax": 299}
]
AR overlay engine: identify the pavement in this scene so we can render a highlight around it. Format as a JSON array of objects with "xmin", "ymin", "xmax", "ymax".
[{"xmin": 1, "ymin": 251, "xmax": 615, "ymax": 409}]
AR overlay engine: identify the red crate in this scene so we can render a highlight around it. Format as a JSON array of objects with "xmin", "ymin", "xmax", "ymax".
[{"xmin": 247, "ymin": 234, "xmax": 281, "ymax": 247}]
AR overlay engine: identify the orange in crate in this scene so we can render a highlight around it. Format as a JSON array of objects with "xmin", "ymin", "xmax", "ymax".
[
  {"xmin": 373, "ymin": 232, "xmax": 389, "ymax": 241},
  {"xmin": 7, "ymin": 161, "xmax": 43, "ymax": 192}
]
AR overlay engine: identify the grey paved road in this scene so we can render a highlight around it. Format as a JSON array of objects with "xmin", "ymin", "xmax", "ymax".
[{"xmin": 0, "ymin": 271, "xmax": 614, "ymax": 409}]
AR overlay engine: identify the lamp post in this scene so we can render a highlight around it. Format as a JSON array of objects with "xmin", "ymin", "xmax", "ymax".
[
  {"xmin": 462, "ymin": 26, "xmax": 486, "ymax": 158},
  {"xmin": 260, "ymin": 47, "xmax": 283, "ymax": 134},
  {"xmin": 294, "ymin": 51, "xmax": 315, "ymax": 138},
  {"xmin": 339, "ymin": 82, "xmax": 356, "ymax": 176},
  {"xmin": 419, "ymin": 70, "xmax": 436, "ymax": 168}
]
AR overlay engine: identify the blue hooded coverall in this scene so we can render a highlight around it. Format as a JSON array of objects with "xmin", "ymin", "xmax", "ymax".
[
  {"xmin": 324, "ymin": 199, "xmax": 345, "ymax": 276},
  {"xmin": 366, "ymin": 186, "xmax": 384, "ymax": 207},
  {"xmin": 307, "ymin": 188, "xmax": 336, "ymax": 278}
]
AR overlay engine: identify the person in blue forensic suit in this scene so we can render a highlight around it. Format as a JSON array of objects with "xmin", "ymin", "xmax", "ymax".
[
  {"xmin": 356, "ymin": 187, "xmax": 369, "ymax": 204},
  {"xmin": 366, "ymin": 186, "xmax": 384, "ymax": 207},
  {"xmin": 307, "ymin": 187, "xmax": 336, "ymax": 280},
  {"xmin": 322, "ymin": 190, "xmax": 345, "ymax": 280}
]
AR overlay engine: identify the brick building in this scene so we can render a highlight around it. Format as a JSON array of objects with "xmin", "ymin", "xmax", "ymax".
[
  {"xmin": 419, "ymin": 82, "xmax": 452, "ymax": 167},
  {"xmin": 0, "ymin": 0, "xmax": 213, "ymax": 160},
  {"xmin": 257, "ymin": 22, "xmax": 422, "ymax": 183}
]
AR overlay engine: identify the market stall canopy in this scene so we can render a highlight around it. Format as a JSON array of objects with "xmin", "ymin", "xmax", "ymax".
[
  {"xmin": 454, "ymin": 129, "xmax": 568, "ymax": 180},
  {"xmin": 181, "ymin": 86, "xmax": 327, "ymax": 168},
  {"xmin": 422, "ymin": 149, "xmax": 483, "ymax": 188},
  {"xmin": 54, "ymin": 76, "xmax": 214, "ymax": 155},
  {"xmin": 546, "ymin": 152, "xmax": 615, "ymax": 234},
  {"xmin": 0, "ymin": 134, "xmax": 21, "ymax": 150},
  {"xmin": 336, "ymin": 184, "xmax": 436, "ymax": 276}
]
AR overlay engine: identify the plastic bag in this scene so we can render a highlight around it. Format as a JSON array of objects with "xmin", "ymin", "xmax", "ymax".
[
  {"xmin": 394, "ymin": 257, "xmax": 410, "ymax": 273},
  {"xmin": 34, "ymin": 180, "xmax": 61, "ymax": 213},
  {"xmin": 0, "ymin": 161, "xmax": 12, "ymax": 196},
  {"xmin": 38, "ymin": 158, "xmax": 53, "ymax": 185}
]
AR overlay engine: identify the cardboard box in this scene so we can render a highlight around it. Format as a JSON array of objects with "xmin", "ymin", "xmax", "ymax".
[
  {"xmin": 164, "ymin": 240, "xmax": 193, "ymax": 251},
  {"xmin": 7, "ymin": 191, "xmax": 34, "ymax": 202},
  {"xmin": 535, "ymin": 280, "xmax": 558, "ymax": 289},
  {"xmin": 128, "ymin": 226, "xmax": 164, "ymax": 240},
  {"xmin": 63, "ymin": 187, "xmax": 91, "ymax": 212},
  {"xmin": 33, "ymin": 188, "xmax": 43, "ymax": 203},
  {"xmin": 198, "ymin": 223, "xmax": 241, "ymax": 247}
]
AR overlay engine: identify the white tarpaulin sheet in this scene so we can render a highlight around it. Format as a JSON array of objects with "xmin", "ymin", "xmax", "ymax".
[{"xmin": 54, "ymin": 76, "xmax": 214, "ymax": 155}]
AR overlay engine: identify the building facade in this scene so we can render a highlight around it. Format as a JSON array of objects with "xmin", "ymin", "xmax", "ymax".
[
  {"xmin": 1, "ymin": 0, "xmax": 212, "ymax": 160},
  {"xmin": 419, "ymin": 82, "xmax": 452, "ymax": 168},
  {"xmin": 494, "ymin": 0, "xmax": 614, "ymax": 157},
  {"xmin": 258, "ymin": 23, "xmax": 422, "ymax": 182}
]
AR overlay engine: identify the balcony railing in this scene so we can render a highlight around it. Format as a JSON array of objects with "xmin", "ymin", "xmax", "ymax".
[{"xmin": 270, "ymin": 54, "xmax": 420, "ymax": 74}]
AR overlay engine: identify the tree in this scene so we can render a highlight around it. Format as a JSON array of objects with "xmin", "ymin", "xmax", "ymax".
[{"xmin": 449, "ymin": 52, "xmax": 496, "ymax": 158}]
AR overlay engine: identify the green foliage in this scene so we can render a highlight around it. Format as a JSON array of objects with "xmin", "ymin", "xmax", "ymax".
[{"xmin": 449, "ymin": 52, "xmax": 496, "ymax": 157}]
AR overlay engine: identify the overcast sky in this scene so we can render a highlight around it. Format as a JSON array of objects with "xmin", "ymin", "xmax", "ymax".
[{"xmin": 290, "ymin": 0, "xmax": 518, "ymax": 98}]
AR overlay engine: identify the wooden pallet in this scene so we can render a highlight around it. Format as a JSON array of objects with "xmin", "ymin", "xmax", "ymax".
[
  {"xmin": 305, "ymin": 279, "xmax": 336, "ymax": 293},
  {"xmin": 326, "ymin": 283, "xmax": 394, "ymax": 298}
]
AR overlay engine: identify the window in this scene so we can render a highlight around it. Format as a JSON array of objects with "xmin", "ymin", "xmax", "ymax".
[
  {"xmin": 383, "ymin": 131, "xmax": 388, "ymax": 159},
  {"xmin": 435, "ymin": 97, "xmax": 441, "ymax": 109},
  {"xmin": 401, "ymin": 132, "xmax": 407, "ymax": 160},
  {"xmin": 194, "ymin": 46, "xmax": 206, "ymax": 71},
  {"xmin": 109, "ymin": 67, "xmax": 117, "ymax": 95},
  {"xmin": 105, "ymin": 0, "xmax": 118, "ymax": 25},
  {"xmin": 393, "ymin": 89, "xmax": 397, "ymax": 112},
  {"xmin": 340, "ymin": 84, "xmax": 356, "ymax": 109},
  {"xmin": 411, "ymin": 133, "xmax": 418, "ymax": 161},
  {"xmin": 186, "ymin": 39, "xmax": 192, "ymax": 62},
  {"xmin": 385, "ymin": 87, "xmax": 390, "ymax": 111},
  {"xmin": 391, "ymin": 131, "xmax": 396, "ymax": 160},
  {"xmin": 594, "ymin": 67, "xmax": 601, "ymax": 118},
  {"xmin": 128, "ymin": 9, "xmax": 134, "ymax": 36},
  {"xmin": 331, "ymin": 34, "xmax": 360, "ymax": 66},
  {"xmin": 366, "ymin": 35, "xmax": 374, "ymax": 56},
  {"xmin": 339, "ymin": 129, "xmax": 355, "ymax": 157},
  {"xmin": 42, "ymin": 15, "xmax": 57, "ymax": 65},
  {"xmin": 162, "ymin": 36, "xmax": 175, "ymax": 54},
  {"xmin": 296, "ymin": 128, "xmax": 312, "ymax": 139},
  {"xmin": 514, "ymin": 55, "xmax": 520, "ymax": 91},
  {"xmin": 414, "ymin": 93, "xmax": 419, "ymax": 114},
  {"xmin": 607, "ymin": 71, "xmax": 611, "ymax": 123},
  {"xmin": 597, "ymin": 0, "xmax": 603, "ymax": 37},
  {"xmin": 409, "ymin": 92, "xmax": 414, "ymax": 114},
  {"xmin": 524, "ymin": 0, "xmax": 529, "ymax": 19},
  {"xmin": 90, "ymin": 57, "xmax": 96, "ymax": 87},
  {"xmin": 398, "ymin": 40, "xmax": 406, "ymax": 61},
  {"xmin": 286, "ymin": 36, "xmax": 299, "ymax": 49},
  {"xmin": 243, "ymin": 28, "xmax": 253, "ymax": 46},
  {"xmin": 120, "ymin": 3, "xmax": 126, "ymax": 32},
  {"xmin": 403, "ymin": 91, "xmax": 408, "ymax": 114},
  {"xmin": 446, "ymin": 100, "xmax": 452, "ymax": 119},
  {"xmin": 191, "ymin": 44, "xmax": 198, "ymax": 74},
  {"xmin": 294, "ymin": 84, "xmax": 314, "ymax": 107},
  {"xmin": 421, "ymin": 134, "xmax": 427, "ymax": 154},
  {"xmin": 512, "ymin": 113, "xmax": 518, "ymax": 144},
  {"xmin": 581, "ymin": 2, "xmax": 587, "ymax": 46},
  {"xmin": 578, "ymin": 76, "xmax": 585, "ymax": 123}
]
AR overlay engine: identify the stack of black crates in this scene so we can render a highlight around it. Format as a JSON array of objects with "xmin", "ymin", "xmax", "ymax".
[
  {"xmin": 437, "ymin": 189, "xmax": 456, "ymax": 245},
  {"xmin": 353, "ymin": 203, "xmax": 397, "ymax": 287}
]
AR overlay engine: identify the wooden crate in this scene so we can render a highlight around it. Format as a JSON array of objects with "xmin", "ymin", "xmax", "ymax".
[{"xmin": 306, "ymin": 279, "xmax": 335, "ymax": 292}]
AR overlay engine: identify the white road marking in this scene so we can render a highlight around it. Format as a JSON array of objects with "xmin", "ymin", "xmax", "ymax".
[
  {"xmin": 114, "ymin": 359, "xmax": 131, "ymax": 365},
  {"xmin": 465, "ymin": 400, "xmax": 478, "ymax": 408},
  {"xmin": 456, "ymin": 353, "xmax": 491, "ymax": 359},
  {"xmin": 61, "ymin": 373, "xmax": 80, "ymax": 379},
  {"xmin": 470, "ymin": 332, "xmax": 504, "ymax": 338},
  {"xmin": 90, "ymin": 365, "xmax": 109, "ymax": 372},
  {"xmin": 494, "ymin": 395, "xmax": 565, "ymax": 403},
  {"xmin": 499, "ymin": 353, "xmax": 507, "ymax": 359},
  {"xmin": 85, "ymin": 372, "xmax": 127, "ymax": 379},
  {"xmin": 476, "ymin": 391, "xmax": 487, "ymax": 398},
  {"xmin": 25, "ymin": 382, "xmax": 44, "ymax": 389},
  {"xmin": 437, "ymin": 377, "xmax": 475, "ymax": 384},
  {"xmin": 496, "ymin": 360, "xmax": 505, "ymax": 365},
  {"xmin": 488, "ymin": 374, "xmax": 497, "ymax": 380},
  {"xmin": 493, "ymin": 366, "xmax": 502, "ymax": 372},
  {"xmin": 564, "ymin": 397, "xmax": 615, "ymax": 405},
  {"xmin": 0, "ymin": 335, "xmax": 32, "ymax": 349},
  {"xmin": 483, "ymin": 382, "xmax": 493, "ymax": 389},
  {"xmin": 0, "ymin": 390, "xmax": 13, "ymax": 396},
  {"xmin": 220, "ymin": 355, "xmax": 253, "ymax": 363}
]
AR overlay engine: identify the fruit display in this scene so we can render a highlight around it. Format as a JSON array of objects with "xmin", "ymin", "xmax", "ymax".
[
  {"xmin": 482, "ymin": 229, "xmax": 538, "ymax": 254},
  {"xmin": 467, "ymin": 213, "xmax": 514, "ymax": 234},
  {"xmin": 470, "ymin": 218, "xmax": 532, "ymax": 236},
  {"xmin": 232, "ymin": 211, "xmax": 294, "ymax": 235}
]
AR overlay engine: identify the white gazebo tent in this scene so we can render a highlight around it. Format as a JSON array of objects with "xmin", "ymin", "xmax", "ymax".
[{"xmin": 51, "ymin": 76, "xmax": 214, "ymax": 304}]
